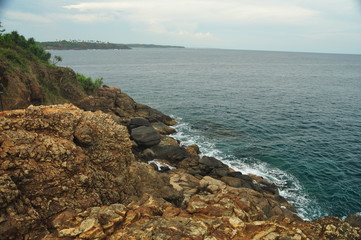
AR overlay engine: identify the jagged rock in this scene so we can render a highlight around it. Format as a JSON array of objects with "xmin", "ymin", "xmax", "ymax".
[
  {"xmin": 151, "ymin": 145, "xmax": 189, "ymax": 163},
  {"xmin": 130, "ymin": 126, "xmax": 161, "ymax": 147},
  {"xmin": 1, "ymin": 104, "xmax": 360, "ymax": 240},
  {"xmin": 75, "ymin": 87, "xmax": 177, "ymax": 126},
  {"xmin": 125, "ymin": 162, "xmax": 183, "ymax": 205},
  {"xmin": 0, "ymin": 104, "xmax": 134, "ymax": 239},
  {"xmin": 44, "ymin": 187, "xmax": 361, "ymax": 240}
]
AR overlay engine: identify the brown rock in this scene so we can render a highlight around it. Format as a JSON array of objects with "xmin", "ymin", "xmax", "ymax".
[
  {"xmin": 0, "ymin": 104, "xmax": 133, "ymax": 239},
  {"xmin": 151, "ymin": 121, "xmax": 176, "ymax": 135}
]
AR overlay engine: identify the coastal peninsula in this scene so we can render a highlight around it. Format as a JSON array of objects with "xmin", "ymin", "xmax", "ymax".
[
  {"xmin": 38, "ymin": 40, "xmax": 185, "ymax": 50},
  {"xmin": 1, "ymin": 31, "xmax": 360, "ymax": 239}
]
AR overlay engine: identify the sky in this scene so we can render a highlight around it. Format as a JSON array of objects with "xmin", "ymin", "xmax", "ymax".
[{"xmin": 0, "ymin": 0, "xmax": 361, "ymax": 54}]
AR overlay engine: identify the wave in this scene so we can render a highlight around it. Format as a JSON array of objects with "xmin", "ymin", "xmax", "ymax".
[{"xmin": 171, "ymin": 118, "xmax": 326, "ymax": 220}]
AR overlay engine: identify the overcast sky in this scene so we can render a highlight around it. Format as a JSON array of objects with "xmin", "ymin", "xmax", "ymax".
[{"xmin": 1, "ymin": 0, "xmax": 361, "ymax": 54}]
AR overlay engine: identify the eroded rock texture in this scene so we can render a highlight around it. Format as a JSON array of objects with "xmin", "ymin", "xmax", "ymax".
[
  {"xmin": 0, "ymin": 104, "xmax": 152, "ymax": 239},
  {"xmin": 0, "ymin": 104, "xmax": 360, "ymax": 240}
]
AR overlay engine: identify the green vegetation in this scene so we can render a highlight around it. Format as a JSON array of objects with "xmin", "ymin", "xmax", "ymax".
[
  {"xmin": 39, "ymin": 40, "xmax": 185, "ymax": 50},
  {"xmin": 0, "ymin": 23, "xmax": 104, "ymax": 109},
  {"xmin": 76, "ymin": 73, "xmax": 103, "ymax": 93},
  {"xmin": 39, "ymin": 40, "xmax": 130, "ymax": 50},
  {"xmin": 0, "ymin": 31, "xmax": 51, "ymax": 62}
]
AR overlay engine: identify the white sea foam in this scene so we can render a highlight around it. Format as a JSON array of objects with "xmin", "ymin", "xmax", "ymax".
[
  {"xmin": 171, "ymin": 119, "xmax": 325, "ymax": 220},
  {"xmin": 148, "ymin": 160, "xmax": 176, "ymax": 171}
]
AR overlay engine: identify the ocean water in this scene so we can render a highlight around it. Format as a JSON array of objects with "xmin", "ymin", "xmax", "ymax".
[{"xmin": 52, "ymin": 48, "xmax": 361, "ymax": 220}]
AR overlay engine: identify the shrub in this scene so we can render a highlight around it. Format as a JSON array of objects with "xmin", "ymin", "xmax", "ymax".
[
  {"xmin": 76, "ymin": 73, "xmax": 103, "ymax": 93},
  {"xmin": 0, "ymin": 30, "xmax": 51, "ymax": 62}
]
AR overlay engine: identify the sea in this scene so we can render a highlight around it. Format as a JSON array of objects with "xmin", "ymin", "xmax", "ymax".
[{"xmin": 51, "ymin": 48, "xmax": 361, "ymax": 221}]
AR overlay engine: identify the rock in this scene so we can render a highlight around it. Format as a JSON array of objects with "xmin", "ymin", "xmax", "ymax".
[
  {"xmin": 151, "ymin": 145, "xmax": 189, "ymax": 163},
  {"xmin": 221, "ymin": 176, "xmax": 249, "ymax": 188},
  {"xmin": 130, "ymin": 126, "xmax": 161, "ymax": 147},
  {"xmin": 198, "ymin": 156, "xmax": 230, "ymax": 177},
  {"xmin": 345, "ymin": 214, "xmax": 361, "ymax": 228},
  {"xmin": 1, "ymin": 63, "xmax": 87, "ymax": 111},
  {"xmin": 159, "ymin": 135, "xmax": 179, "ymax": 146},
  {"xmin": 135, "ymin": 103, "xmax": 177, "ymax": 125},
  {"xmin": 151, "ymin": 121, "xmax": 176, "ymax": 135},
  {"xmin": 142, "ymin": 148, "xmax": 156, "ymax": 160},
  {"xmin": 126, "ymin": 162, "xmax": 183, "ymax": 205},
  {"xmin": 0, "ymin": 104, "xmax": 134, "ymax": 239},
  {"xmin": 129, "ymin": 117, "xmax": 150, "ymax": 129},
  {"xmin": 199, "ymin": 156, "xmax": 227, "ymax": 169},
  {"xmin": 186, "ymin": 144, "xmax": 201, "ymax": 157},
  {"xmin": 74, "ymin": 122, "xmax": 95, "ymax": 146},
  {"xmin": 249, "ymin": 174, "xmax": 280, "ymax": 195}
]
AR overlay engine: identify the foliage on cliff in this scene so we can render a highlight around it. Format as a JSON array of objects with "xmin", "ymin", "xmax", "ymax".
[
  {"xmin": 0, "ymin": 27, "xmax": 103, "ymax": 110},
  {"xmin": 76, "ymin": 73, "xmax": 103, "ymax": 94},
  {"xmin": 39, "ymin": 40, "xmax": 130, "ymax": 50}
]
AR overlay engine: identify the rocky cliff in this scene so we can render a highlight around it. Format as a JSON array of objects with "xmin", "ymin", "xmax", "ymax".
[
  {"xmin": 1, "ymin": 96, "xmax": 360, "ymax": 239},
  {"xmin": 1, "ymin": 33, "xmax": 360, "ymax": 239}
]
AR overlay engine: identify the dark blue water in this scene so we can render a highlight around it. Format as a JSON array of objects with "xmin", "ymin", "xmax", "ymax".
[{"xmin": 52, "ymin": 48, "xmax": 361, "ymax": 220}]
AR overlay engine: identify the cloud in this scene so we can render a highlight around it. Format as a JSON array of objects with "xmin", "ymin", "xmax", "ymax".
[
  {"xmin": 62, "ymin": 0, "xmax": 320, "ymax": 39},
  {"xmin": 56, "ymin": 13, "xmax": 117, "ymax": 23},
  {"xmin": 5, "ymin": 11, "xmax": 52, "ymax": 23},
  {"xmin": 63, "ymin": 1, "xmax": 319, "ymax": 24}
]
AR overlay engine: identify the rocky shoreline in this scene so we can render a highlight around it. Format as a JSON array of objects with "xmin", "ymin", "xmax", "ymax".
[{"xmin": 1, "ymin": 86, "xmax": 361, "ymax": 239}]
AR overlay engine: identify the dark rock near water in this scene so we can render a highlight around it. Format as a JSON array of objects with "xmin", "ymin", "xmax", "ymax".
[
  {"xmin": 142, "ymin": 148, "xmax": 156, "ymax": 160},
  {"xmin": 345, "ymin": 214, "xmax": 361, "ymax": 228},
  {"xmin": 151, "ymin": 121, "xmax": 176, "ymax": 135},
  {"xmin": 131, "ymin": 126, "xmax": 161, "ymax": 147},
  {"xmin": 152, "ymin": 145, "xmax": 188, "ymax": 163},
  {"xmin": 199, "ymin": 156, "xmax": 227, "ymax": 169},
  {"xmin": 129, "ymin": 117, "xmax": 150, "ymax": 129},
  {"xmin": 136, "ymin": 103, "xmax": 177, "ymax": 125}
]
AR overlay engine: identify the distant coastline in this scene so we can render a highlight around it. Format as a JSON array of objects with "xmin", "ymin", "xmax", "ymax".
[{"xmin": 39, "ymin": 40, "xmax": 185, "ymax": 50}]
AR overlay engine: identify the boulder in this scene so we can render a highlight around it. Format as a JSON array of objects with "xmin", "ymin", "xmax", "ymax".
[
  {"xmin": 199, "ymin": 156, "xmax": 227, "ymax": 169},
  {"xmin": 151, "ymin": 121, "xmax": 176, "ymax": 135},
  {"xmin": 186, "ymin": 144, "xmax": 201, "ymax": 157},
  {"xmin": 135, "ymin": 103, "xmax": 177, "ymax": 125},
  {"xmin": 152, "ymin": 145, "xmax": 189, "ymax": 163},
  {"xmin": 131, "ymin": 126, "xmax": 161, "ymax": 147},
  {"xmin": 199, "ymin": 156, "xmax": 230, "ymax": 177},
  {"xmin": 129, "ymin": 117, "xmax": 150, "ymax": 129}
]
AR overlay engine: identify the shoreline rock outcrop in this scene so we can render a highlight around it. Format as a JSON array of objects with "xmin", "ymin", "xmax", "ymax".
[
  {"xmin": 2, "ymin": 31, "xmax": 359, "ymax": 239},
  {"xmin": 0, "ymin": 102, "xmax": 360, "ymax": 239}
]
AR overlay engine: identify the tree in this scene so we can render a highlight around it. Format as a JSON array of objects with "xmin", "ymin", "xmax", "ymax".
[{"xmin": 52, "ymin": 55, "xmax": 62, "ymax": 65}]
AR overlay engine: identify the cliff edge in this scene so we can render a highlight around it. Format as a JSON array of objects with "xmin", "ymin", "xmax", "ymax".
[
  {"xmin": 0, "ymin": 31, "xmax": 360, "ymax": 240},
  {"xmin": 1, "ymin": 102, "xmax": 360, "ymax": 239}
]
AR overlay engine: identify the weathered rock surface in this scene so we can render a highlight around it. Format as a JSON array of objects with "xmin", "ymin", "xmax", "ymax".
[
  {"xmin": 129, "ymin": 117, "xmax": 151, "ymax": 129},
  {"xmin": 75, "ymin": 87, "xmax": 177, "ymax": 126},
  {"xmin": 44, "ymin": 193, "xmax": 361, "ymax": 240},
  {"xmin": 130, "ymin": 126, "xmax": 161, "ymax": 147},
  {"xmin": 1, "ymin": 104, "xmax": 360, "ymax": 240},
  {"xmin": 151, "ymin": 145, "xmax": 189, "ymax": 163},
  {"xmin": 0, "ymin": 104, "xmax": 176, "ymax": 239}
]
